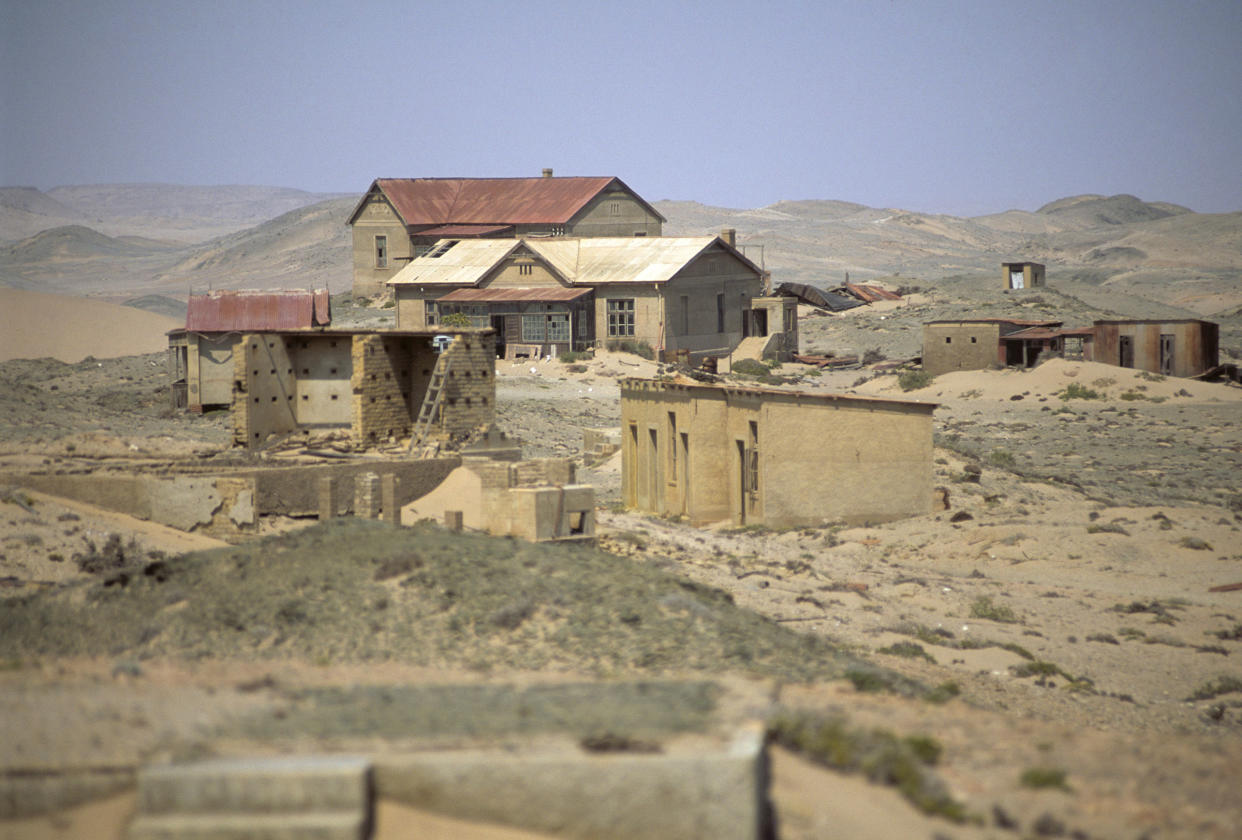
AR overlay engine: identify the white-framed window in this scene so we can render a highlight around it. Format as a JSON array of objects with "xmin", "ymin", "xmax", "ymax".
[
  {"xmin": 607, "ymin": 299, "xmax": 635, "ymax": 337},
  {"xmin": 375, "ymin": 235, "xmax": 388, "ymax": 268}
]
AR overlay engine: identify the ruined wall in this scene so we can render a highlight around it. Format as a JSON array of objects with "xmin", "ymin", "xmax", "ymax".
[
  {"xmin": 922, "ymin": 323, "xmax": 1003, "ymax": 376},
  {"xmin": 437, "ymin": 332, "xmax": 497, "ymax": 440},
  {"xmin": 232, "ymin": 334, "xmax": 298, "ymax": 447},
  {"xmin": 352, "ymin": 334, "xmax": 417, "ymax": 445},
  {"xmin": 621, "ymin": 380, "xmax": 935, "ymax": 527}
]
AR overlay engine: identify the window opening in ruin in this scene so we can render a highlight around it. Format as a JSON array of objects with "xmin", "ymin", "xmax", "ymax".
[
  {"xmin": 568, "ymin": 511, "xmax": 586, "ymax": 534},
  {"xmin": 1159, "ymin": 334, "xmax": 1175, "ymax": 376},
  {"xmin": 667, "ymin": 412, "xmax": 677, "ymax": 482},
  {"xmin": 375, "ymin": 235, "xmax": 388, "ymax": 268},
  {"xmin": 426, "ymin": 240, "xmax": 460, "ymax": 259}
]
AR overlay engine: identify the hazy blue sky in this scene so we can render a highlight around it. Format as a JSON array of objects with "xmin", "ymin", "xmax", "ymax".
[{"xmin": 3, "ymin": 0, "xmax": 1240, "ymax": 216}]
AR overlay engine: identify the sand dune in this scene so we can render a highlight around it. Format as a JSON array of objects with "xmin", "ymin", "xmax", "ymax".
[{"xmin": 0, "ymin": 287, "xmax": 180, "ymax": 362}]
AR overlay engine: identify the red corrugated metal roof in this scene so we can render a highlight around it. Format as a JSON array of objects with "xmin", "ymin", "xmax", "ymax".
[
  {"xmin": 413, "ymin": 223, "xmax": 514, "ymax": 237},
  {"xmin": 843, "ymin": 283, "xmax": 903, "ymax": 302},
  {"xmin": 185, "ymin": 290, "xmax": 331, "ymax": 332},
  {"xmin": 351, "ymin": 176, "xmax": 667, "ymax": 227},
  {"xmin": 926, "ymin": 318, "xmax": 1062, "ymax": 327},
  {"xmin": 437, "ymin": 287, "xmax": 592, "ymax": 303}
]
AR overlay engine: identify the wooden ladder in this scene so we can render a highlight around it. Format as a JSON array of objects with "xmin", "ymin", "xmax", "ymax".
[{"xmin": 408, "ymin": 350, "xmax": 451, "ymax": 453}]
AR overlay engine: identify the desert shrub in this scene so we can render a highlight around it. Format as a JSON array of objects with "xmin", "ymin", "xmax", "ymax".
[
  {"xmin": 987, "ymin": 448, "xmax": 1016, "ymax": 468},
  {"xmin": 970, "ymin": 596, "xmax": 1018, "ymax": 623},
  {"xmin": 441, "ymin": 313, "xmax": 472, "ymax": 327},
  {"xmin": 767, "ymin": 711, "xmax": 967, "ymax": 822},
  {"xmin": 925, "ymin": 681, "xmax": 961, "ymax": 704},
  {"xmin": 1020, "ymin": 767, "xmax": 1071, "ymax": 791},
  {"xmin": 877, "ymin": 641, "xmax": 935, "ymax": 662},
  {"xmin": 605, "ymin": 339, "xmax": 654, "ymax": 360},
  {"xmin": 558, "ymin": 350, "xmax": 591, "ymax": 363},
  {"xmin": 1059, "ymin": 382, "xmax": 1103, "ymax": 400},
  {"xmin": 1184, "ymin": 676, "xmax": 1242, "ymax": 701},
  {"xmin": 898, "ymin": 370, "xmax": 934, "ymax": 391},
  {"xmin": 731, "ymin": 358, "xmax": 769, "ymax": 376},
  {"xmin": 862, "ymin": 347, "xmax": 885, "ymax": 365}
]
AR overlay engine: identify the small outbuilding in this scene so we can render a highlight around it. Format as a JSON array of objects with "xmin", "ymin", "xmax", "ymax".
[
  {"xmin": 922, "ymin": 319, "xmax": 1062, "ymax": 376},
  {"xmin": 1091, "ymin": 319, "xmax": 1218, "ymax": 377},
  {"xmin": 620, "ymin": 378, "xmax": 936, "ymax": 528},
  {"xmin": 1002, "ymin": 261, "xmax": 1045, "ymax": 290}
]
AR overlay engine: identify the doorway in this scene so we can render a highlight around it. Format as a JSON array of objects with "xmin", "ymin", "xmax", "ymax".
[
  {"xmin": 491, "ymin": 316, "xmax": 507, "ymax": 358},
  {"xmin": 1119, "ymin": 335, "xmax": 1134, "ymax": 368},
  {"xmin": 1159, "ymin": 334, "xmax": 1174, "ymax": 376}
]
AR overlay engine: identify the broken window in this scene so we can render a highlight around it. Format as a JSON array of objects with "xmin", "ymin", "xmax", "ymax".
[
  {"xmin": 375, "ymin": 235, "xmax": 388, "ymax": 268},
  {"xmin": 426, "ymin": 240, "xmax": 459, "ymax": 259},
  {"xmin": 607, "ymin": 299, "xmax": 635, "ymax": 337}
]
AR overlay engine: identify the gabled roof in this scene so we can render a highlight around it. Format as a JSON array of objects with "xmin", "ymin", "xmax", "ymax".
[
  {"xmin": 186, "ymin": 289, "xmax": 330, "ymax": 332},
  {"xmin": 387, "ymin": 239, "xmax": 526, "ymax": 287},
  {"xmin": 532, "ymin": 236, "xmax": 762, "ymax": 285},
  {"xmin": 389, "ymin": 236, "xmax": 764, "ymax": 289},
  {"xmin": 348, "ymin": 176, "xmax": 666, "ymax": 227}
]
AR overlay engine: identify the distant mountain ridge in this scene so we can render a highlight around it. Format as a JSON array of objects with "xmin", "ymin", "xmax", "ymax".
[{"xmin": 0, "ymin": 185, "xmax": 1237, "ymax": 324}]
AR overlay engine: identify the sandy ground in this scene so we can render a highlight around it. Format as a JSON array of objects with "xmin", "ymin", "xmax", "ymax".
[
  {"xmin": 0, "ymin": 288, "xmax": 181, "ymax": 363},
  {"xmin": 2, "ymin": 299, "xmax": 1241, "ymax": 839}
]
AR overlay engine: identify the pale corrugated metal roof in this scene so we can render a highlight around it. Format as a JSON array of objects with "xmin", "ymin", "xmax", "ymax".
[
  {"xmin": 438, "ymin": 287, "xmax": 591, "ymax": 303},
  {"xmin": 531, "ymin": 236, "xmax": 721, "ymax": 285},
  {"xmin": 388, "ymin": 239, "xmax": 523, "ymax": 287},
  {"xmin": 389, "ymin": 235, "xmax": 763, "ymax": 289}
]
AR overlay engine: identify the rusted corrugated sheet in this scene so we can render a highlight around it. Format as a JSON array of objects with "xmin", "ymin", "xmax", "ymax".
[
  {"xmin": 186, "ymin": 290, "xmax": 330, "ymax": 332},
  {"xmin": 413, "ymin": 223, "xmax": 515, "ymax": 238},
  {"xmin": 776, "ymin": 282, "xmax": 862, "ymax": 312},
  {"xmin": 839, "ymin": 283, "xmax": 902, "ymax": 302},
  {"xmin": 438, "ymin": 287, "xmax": 591, "ymax": 303},
  {"xmin": 377, "ymin": 177, "xmax": 616, "ymax": 225},
  {"xmin": 1002, "ymin": 327, "xmax": 1060, "ymax": 340}
]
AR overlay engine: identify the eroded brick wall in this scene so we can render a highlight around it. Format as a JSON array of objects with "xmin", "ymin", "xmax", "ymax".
[{"xmin": 351, "ymin": 334, "xmax": 416, "ymax": 445}]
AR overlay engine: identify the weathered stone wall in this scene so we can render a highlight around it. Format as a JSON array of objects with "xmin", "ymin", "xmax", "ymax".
[
  {"xmin": 437, "ymin": 333, "xmax": 497, "ymax": 440},
  {"xmin": 351, "ymin": 334, "xmax": 416, "ymax": 445}
]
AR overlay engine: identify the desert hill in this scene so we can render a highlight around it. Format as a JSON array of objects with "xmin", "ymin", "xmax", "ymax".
[
  {"xmin": 0, "ymin": 184, "xmax": 1237, "ymax": 341},
  {"xmin": 0, "ymin": 287, "xmax": 180, "ymax": 362}
]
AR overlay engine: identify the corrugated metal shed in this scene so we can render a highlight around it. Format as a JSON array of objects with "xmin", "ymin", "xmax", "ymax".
[
  {"xmin": 185, "ymin": 290, "xmax": 330, "ymax": 332},
  {"xmin": 438, "ymin": 287, "xmax": 592, "ymax": 303},
  {"xmin": 351, "ymin": 177, "xmax": 667, "ymax": 227}
]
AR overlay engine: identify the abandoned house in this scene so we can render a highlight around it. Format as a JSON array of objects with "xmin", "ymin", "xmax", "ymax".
[
  {"xmin": 229, "ymin": 327, "xmax": 496, "ymax": 448},
  {"xmin": 347, "ymin": 172, "xmax": 666, "ymax": 299},
  {"xmin": 922, "ymin": 319, "xmax": 1064, "ymax": 376},
  {"xmin": 387, "ymin": 234, "xmax": 775, "ymax": 363},
  {"xmin": 1090, "ymin": 319, "xmax": 1219, "ymax": 377},
  {"xmin": 1002, "ymin": 261, "xmax": 1046, "ymax": 290},
  {"xmin": 620, "ymin": 378, "xmax": 936, "ymax": 528},
  {"xmin": 168, "ymin": 289, "xmax": 332, "ymax": 412}
]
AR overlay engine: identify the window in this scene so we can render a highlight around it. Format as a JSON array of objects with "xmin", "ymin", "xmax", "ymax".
[
  {"xmin": 518, "ymin": 263, "xmax": 533, "ymax": 276},
  {"xmin": 425, "ymin": 300, "xmax": 437, "ymax": 325},
  {"xmin": 945, "ymin": 337, "xmax": 952, "ymax": 344},
  {"xmin": 716, "ymin": 293, "xmax": 725, "ymax": 333},
  {"xmin": 748, "ymin": 421, "xmax": 759, "ymax": 498},
  {"xmin": 521, "ymin": 314, "xmax": 546, "ymax": 342},
  {"xmin": 550, "ymin": 224, "xmax": 565, "ymax": 236},
  {"xmin": 970, "ymin": 336, "xmax": 977, "ymax": 343},
  {"xmin": 375, "ymin": 235, "xmax": 388, "ymax": 268},
  {"xmin": 609, "ymin": 200, "xmax": 621, "ymax": 215},
  {"xmin": 607, "ymin": 299, "xmax": 635, "ymax": 337},
  {"xmin": 547, "ymin": 313, "xmax": 569, "ymax": 343}
]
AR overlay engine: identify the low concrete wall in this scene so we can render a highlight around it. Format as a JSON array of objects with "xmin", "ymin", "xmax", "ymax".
[
  {"xmin": 234, "ymin": 457, "xmax": 462, "ymax": 517},
  {"xmin": 374, "ymin": 724, "xmax": 767, "ymax": 840},
  {"xmin": 17, "ymin": 474, "xmax": 258, "ymax": 538}
]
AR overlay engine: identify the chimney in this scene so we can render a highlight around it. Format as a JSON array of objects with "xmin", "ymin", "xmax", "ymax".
[
  {"xmin": 542, "ymin": 168, "xmax": 554, "ymax": 178},
  {"xmin": 720, "ymin": 227, "xmax": 736, "ymax": 247}
]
